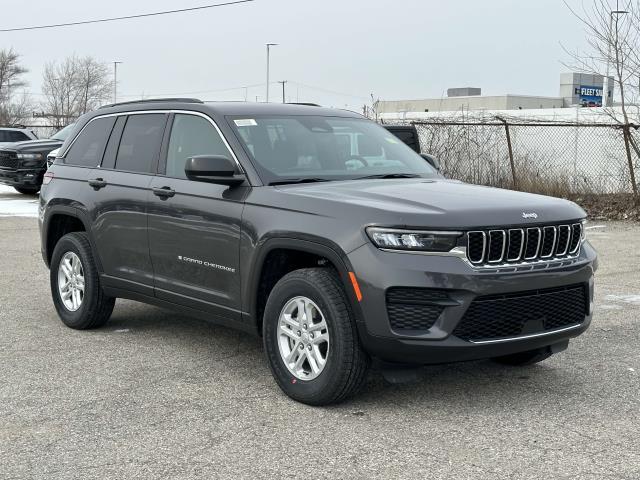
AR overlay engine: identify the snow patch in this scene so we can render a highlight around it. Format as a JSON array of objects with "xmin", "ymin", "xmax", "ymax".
[{"xmin": 0, "ymin": 186, "xmax": 39, "ymax": 218}]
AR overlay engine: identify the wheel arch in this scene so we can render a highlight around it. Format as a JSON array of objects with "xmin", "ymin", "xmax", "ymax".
[
  {"xmin": 247, "ymin": 235, "xmax": 365, "ymax": 336},
  {"xmin": 42, "ymin": 205, "xmax": 98, "ymax": 269}
]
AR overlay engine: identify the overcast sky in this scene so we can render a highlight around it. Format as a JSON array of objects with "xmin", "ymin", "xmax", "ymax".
[{"xmin": 2, "ymin": 0, "xmax": 589, "ymax": 111}]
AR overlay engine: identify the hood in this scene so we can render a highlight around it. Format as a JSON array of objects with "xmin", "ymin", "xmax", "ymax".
[
  {"xmin": 272, "ymin": 178, "xmax": 586, "ymax": 229},
  {"xmin": 0, "ymin": 138, "xmax": 63, "ymax": 153}
]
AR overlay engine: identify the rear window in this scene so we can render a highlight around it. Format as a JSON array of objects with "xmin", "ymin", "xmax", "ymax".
[
  {"xmin": 64, "ymin": 117, "xmax": 116, "ymax": 167},
  {"xmin": 114, "ymin": 114, "xmax": 166, "ymax": 173},
  {"xmin": 0, "ymin": 130, "xmax": 30, "ymax": 143}
]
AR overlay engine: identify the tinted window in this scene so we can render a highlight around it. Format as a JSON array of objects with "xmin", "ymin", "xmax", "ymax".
[
  {"xmin": 115, "ymin": 114, "xmax": 166, "ymax": 173},
  {"xmin": 0, "ymin": 130, "xmax": 30, "ymax": 142},
  {"xmin": 165, "ymin": 114, "xmax": 231, "ymax": 179},
  {"xmin": 64, "ymin": 117, "xmax": 116, "ymax": 167},
  {"xmin": 229, "ymin": 116, "xmax": 437, "ymax": 184},
  {"xmin": 51, "ymin": 123, "xmax": 76, "ymax": 141}
]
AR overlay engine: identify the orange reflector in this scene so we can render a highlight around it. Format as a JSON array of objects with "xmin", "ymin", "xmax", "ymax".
[{"xmin": 348, "ymin": 272, "xmax": 363, "ymax": 302}]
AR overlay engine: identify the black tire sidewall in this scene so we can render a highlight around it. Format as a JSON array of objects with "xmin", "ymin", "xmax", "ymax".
[
  {"xmin": 263, "ymin": 271, "xmax": 353, "ymax": 403},
  {"xmin": 50, "ymin": 233, "xmax": 101, "ymax": 329}
]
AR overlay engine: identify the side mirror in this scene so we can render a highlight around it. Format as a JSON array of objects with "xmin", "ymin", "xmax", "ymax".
[
  {"xmin": 185, "ymin": 155, "xmax": 245, "ymax": 186},
  {"xmin": 420, "ymin": 153, "xmax": 440, "ymax": 171}
]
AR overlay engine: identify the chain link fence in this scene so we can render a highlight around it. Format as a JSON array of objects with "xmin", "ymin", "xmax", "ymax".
[{"xmin": 386, "ymin": 118, "xmax": 640, "ymax": 196}]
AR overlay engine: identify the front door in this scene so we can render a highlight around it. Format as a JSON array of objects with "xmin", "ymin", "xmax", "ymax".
[{"xmin": 148, "ymin": 113, "xmax": 245, "ymax": 320}]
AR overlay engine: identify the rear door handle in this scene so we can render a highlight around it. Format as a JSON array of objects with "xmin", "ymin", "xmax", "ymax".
[
  {"xmin": 88, "ymin": 178, "xmax": 107, "ymax": 190},
  {"xmin": 152, "ymin": 186, "xmax": 175, "ymax": 198}
]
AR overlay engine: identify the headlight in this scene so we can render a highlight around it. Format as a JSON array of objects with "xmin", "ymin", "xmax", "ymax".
[
  {"xmin": 17, "ymin": 153, "xmax": 43, "ymax": 160},
  {"xmin": 366, "ymin": 227, "xmax": 462, "ymax": 252}
]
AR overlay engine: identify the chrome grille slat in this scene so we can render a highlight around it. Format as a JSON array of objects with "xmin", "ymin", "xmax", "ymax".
[
  {"xmin": 506, "ymin": 229, "xmax": 525, "ymax": 261},
  {"xmin": 556, "ymin": 225, "xmax": 571, "ymax": 256},
  {"xmin": 487, "ymin": 230, "xmax": 506, "ymax": 263},
  {"xmin": 540, "ymin": 226, "xmax": 557, "ymax": 258},
  {"xmin": 524, "ymin": 227, "xmax": 542, "ymax": 260},
  {"xmin": 569, "ymin": 223, "xmax": 583, "ymax": 254},
  {"xmin": 466, "ymin": 223, "xmax": 583, "ymax": 268},
  {"xmin": 467, "ymin": 231, "xmax": 486, "ymax": 264}
]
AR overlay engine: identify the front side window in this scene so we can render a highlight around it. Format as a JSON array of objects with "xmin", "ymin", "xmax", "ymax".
[
  {"xmin": 229, "ymin": 115, "xmax": 437, "ymax": 185},
  {"xmin": 165, "ymin": 114, "xmax": 232, "ymax": 179},
  {"xmin": 115, "ymin": 114, "xmax": 166, "ymax": 173},
  {"xmin": 64, "ymin": 117, "xmax": 116, "ymax": 167}
]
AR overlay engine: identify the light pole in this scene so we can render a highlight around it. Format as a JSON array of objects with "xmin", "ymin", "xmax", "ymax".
[
  {"xmin": 265, "ymin": 43, "xmax": 278, "ymax": 103},
  {"xmin": 603, "ymin": 9, "xmax": 628, "ymax": 107},
  {"xmin": 113, "ymin": 61, "xmax": 122, "ymax": 103},
  {"xmin": 278, "ymin": 80, "xmax": 287, "ymax": 103}
]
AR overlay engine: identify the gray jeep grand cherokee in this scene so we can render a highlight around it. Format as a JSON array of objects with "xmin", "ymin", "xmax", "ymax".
[{"xmin": 39, "ymin": 99, "xmax": 597, "ymax": 405}]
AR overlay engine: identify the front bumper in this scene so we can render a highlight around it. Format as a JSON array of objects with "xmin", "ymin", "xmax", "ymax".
[
  {"xmin": 0, "ymin": 167, "xmax": 45, "ymax": 187},
  {"xmin": 348, "ymin": 241, "xmax": 597, "ymax": 364}
]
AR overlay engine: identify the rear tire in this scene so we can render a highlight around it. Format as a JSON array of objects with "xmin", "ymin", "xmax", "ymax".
[
  {"xmin": 50, "ymin": 232, "xmax": 115, "ymax": 329},
  {"xmin": 14, "ymin": 186, "xmax": 39, "ymax": 195},
  {"xmin": 263, "ymin": 268, "xmax": 369, "ymax": 406},
  {"xmin": 492, "ymin": 347, "xmax": 554, "ymax": 366}
]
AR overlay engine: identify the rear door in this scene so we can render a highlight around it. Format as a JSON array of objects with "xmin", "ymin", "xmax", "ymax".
[
  {"xmin": 148, "ymin": 112, "xmax": 245, "ymax": 320},
  {"xmin": 89, "ymin": 113, "xmax": 168, "ymax": 294}
]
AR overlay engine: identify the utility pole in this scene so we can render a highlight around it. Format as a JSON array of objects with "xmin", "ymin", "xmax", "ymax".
[
  {"xmin": 603, "ymin": 8, "xmax": 628, "ymax": 107},
  {"xmin": 113, "ymin": 61, "xmax": 122, "ymax": 103},
  {"xmin": 278, "ymin": 80, "xmax": 287, "ymax": 103},
  {"xmin": 265, "ymin": 43, "xmax": 278, "ymax": 103}
]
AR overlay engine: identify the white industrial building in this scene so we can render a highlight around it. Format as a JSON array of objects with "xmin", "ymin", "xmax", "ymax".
[{"xmin": 378, "ymin": 73, "xmax": 614, "ymax": 114}]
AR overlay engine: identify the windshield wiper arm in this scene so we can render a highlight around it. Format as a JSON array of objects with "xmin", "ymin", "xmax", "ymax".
[
  {"xmin": 354, "ymin": 173, "xmax": 422, "ymax": 180},
  {"xmin": 269, "ymin": 177, "xmax": 331, "ymax": 186}
]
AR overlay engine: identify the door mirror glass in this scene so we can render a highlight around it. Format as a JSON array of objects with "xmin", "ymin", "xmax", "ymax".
[{"xmin": 185, "ymin": 155, "xmax": 245, "ymax": 186}]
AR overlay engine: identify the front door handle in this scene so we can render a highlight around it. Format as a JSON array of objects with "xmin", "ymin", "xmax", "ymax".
[
  {"xmin": 88, "ymin": 178, "xmax": 107, "ymax": 190},
  {"xmin": 152, "ymin": 186, "xmax": 175, "ymax": 198}
]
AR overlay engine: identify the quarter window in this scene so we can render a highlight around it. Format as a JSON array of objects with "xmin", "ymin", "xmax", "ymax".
[
  {"xmin": 64, "ymin": 117, "xmax": 116, "ymax": 167},
  {"xmin": 115, "ymin": 114, "xmax": 166, "ymax": 173},
  {"xmin": 165, "ymin": 114, "xmax": 232, "ymax": 179}
]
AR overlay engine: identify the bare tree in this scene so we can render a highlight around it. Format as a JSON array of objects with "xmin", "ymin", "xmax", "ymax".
[
  {"xmin": 563, "ymin": 0, "xmax": 639, "ymax": 196},
  {"xmin": 41, "ymin": 55, "xmax": 113, "ymax": 128},
  {"xmin": 0, "ymin": 48, "xmax": 30, "ymax": 125}
]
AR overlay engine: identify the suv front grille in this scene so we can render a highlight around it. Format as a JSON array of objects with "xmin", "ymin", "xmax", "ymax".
[
  {"xmin": 453, "ymin": 284, "xmax": 587, "ymax": 342},
  {"xmin": 386, "ymin": 288, "xmax": 449, "ymax": 332},
  {"xmin": 0, "ymin": 150, "xmax": 18, "ymax": 169},
  {"xmin": 467, "ymin": 223, "xmax": 583, "ymax": 266}
]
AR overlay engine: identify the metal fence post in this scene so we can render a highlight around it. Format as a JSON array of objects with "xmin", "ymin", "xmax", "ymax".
[
  {"xmin": 622, "ymin": 124, "xmax": 639, "ymax": 197},
  {"xmin": 497, "ymin": 117, "xmax": 517, "ymax": 190}
]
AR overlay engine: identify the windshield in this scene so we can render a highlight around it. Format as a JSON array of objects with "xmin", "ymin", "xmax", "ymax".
[
  {"xmin": 228, "ymin": 115, "xmax": 438, "ymax": 184},
  {"xmin": 51, "ymin": 123, "xmax": 76, "ymax": 141}
]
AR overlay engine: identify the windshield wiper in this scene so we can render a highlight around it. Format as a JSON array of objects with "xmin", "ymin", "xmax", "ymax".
[
  {"xmin": 354, "ymin": 173, "xmax": 422, "ymax": 180},
  {"xmin": 269, "ymin": 177, "xmax": 331, "ymax": 186}
]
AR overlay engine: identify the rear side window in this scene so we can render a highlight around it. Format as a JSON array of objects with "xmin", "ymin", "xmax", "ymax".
[
  {"xmin": 64, "ymin": 117, "xmax": 116, "ymax": 167},
  {"xmin": 165, "ymin": 114, "xmax": 232, "ymax": 179},
  {"xmin": 0, "ymin": 130, "xmax": 30, "ymax": 142},
  {"xmin": 115, "ymin": 114, "xmax": 166, "ymax": 173}
]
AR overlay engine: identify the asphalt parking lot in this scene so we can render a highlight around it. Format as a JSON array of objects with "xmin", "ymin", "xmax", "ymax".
[{"xmin": 0, "ymin": 190, "xmax": 639, "ymax": 478}]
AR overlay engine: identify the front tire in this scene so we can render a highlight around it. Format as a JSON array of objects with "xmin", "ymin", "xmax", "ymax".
[
  {"xmin": 263, "ymin": 268, "xmax": 369, "ymax": 406},
  {"xmin": 50, "ymin": 232, "xmax": 115, "ymax": 329},
  {"xmin": 14, "ymin": 186, "xmax": 39, "ymax": 195}
]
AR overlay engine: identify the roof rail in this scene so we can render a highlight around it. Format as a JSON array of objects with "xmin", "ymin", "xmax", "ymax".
[
  {"xmin": 286, "ymin": 102, "xmax": 322, "ymax": 107},
  {"xmin": 99, "ymin": 98, "xmax": 204, "ymax": 109}
]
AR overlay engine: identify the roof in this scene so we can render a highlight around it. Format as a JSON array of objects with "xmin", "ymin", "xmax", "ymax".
[{"xmin": 95, "ymin": 98, "xmax": 363, "ymax": 119}]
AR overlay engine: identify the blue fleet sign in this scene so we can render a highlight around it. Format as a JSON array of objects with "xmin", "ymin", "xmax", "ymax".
[{"xmin": 575, "ymin": 85, "xmax": 603, "ymax": 107}]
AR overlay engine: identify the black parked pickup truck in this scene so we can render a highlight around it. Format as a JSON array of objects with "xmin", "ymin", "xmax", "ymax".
[
  {"xmin": 0, "ymin": 124, "xmax": 75, "ymax": 195},
  {"xmin": 40, "ymin": 99, "xmax": 597, "ymax": 405}
]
